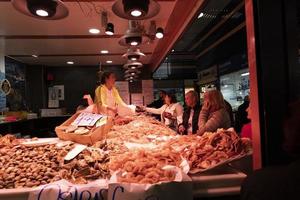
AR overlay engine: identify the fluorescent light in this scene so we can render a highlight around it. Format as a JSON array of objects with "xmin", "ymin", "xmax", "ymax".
[
  {"xmin": 100, "ymin": 50, "xmax": 109, "ymax": 54},
  {"xmin": 89, "ymin": 28, "xmax": 100, "ymax": 34},
  {"xmin": 241, "ymin": 72, "xmax": 249, "ymax": 77},
  {"xmin": 106, "ymin": 60, "xmax": 112, "ymax": 64},
  {"xmin": 67, "ymin": 61, "xmax": 74, "ymax": 65},
  {"xmin": 36, "ymin": 9, "xmax": 49, "ymax": 17},
  {"xmin": 32, "ymin": 55, "xmax": 38, "ymax": 58},
  {"xmin": 198, "ymin": 12, "xmax": 204, "ymax": 18},
  {"xmin": 131, "ymin": 10, "xmax": 142, "ymax": 17}
]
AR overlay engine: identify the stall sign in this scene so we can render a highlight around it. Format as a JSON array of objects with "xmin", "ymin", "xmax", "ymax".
[{"xmin": 198, "ymin": 65, "xmax": 218, "ymax": 85}]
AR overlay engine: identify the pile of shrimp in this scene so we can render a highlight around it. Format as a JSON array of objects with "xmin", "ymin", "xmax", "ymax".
[{"xmin": 109, "ymin": 148, "xmax": 182, "ymax": 184}]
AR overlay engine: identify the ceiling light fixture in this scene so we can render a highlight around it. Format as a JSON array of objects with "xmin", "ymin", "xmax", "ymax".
[
  {"xmin": 89, "ymin": 28, "xmax": 100, "ymax": 34},
  {"xmin": 122, "ymin": 48, "xmax": 145, "ymax": 61},
  {"xmin": 105, "ymin": 23, "xmax": 114, "ymax": 35},
  {"xmin": 123, "ymin": 61, "xmax": 143, "ymax": 70},
  {"xmin": 129, "ymin": 56, "xmax": 138, "ymax": 61},
  {"xmin": 119, "ymin": 21, "xmax": 149, "ymax": 46},
  {"xmin": 124, "ymin": 0, "xmax": 149, "ymax": 17},
  {"xmin": 155, "ymin": 27, "xmax": 164, "ymax": 39},
  {"xmin": 112, "ymin": 0, "xmax": 160, "ymax": 20},
  {"xmin": 125, "ymin": 36, "xmax": 142, "ymax": 46},
  {"xmin": 67, "ymin": 61, "xmax": 74, "ymax": 65},
  {"xmin": 32, "ymin": 54, "xmax": 38, "ymax": 58},
  {"xmin": 12, "ymin": 0, "xmax": 69, "ymax": 20},
  {"xmin": 36, "ymin": 9, "xmax": 49, "ymax": 17},
  {"xmin": 106, "ymin": 60, "xmax": 113, "ymax": 64},
  {"xmin": 100, "ymin": 50, "xmax": 109, "ymax": 54},
  {"xmin": 241, "ymin": 72, "xmax": 250, "ymax": 77},
  {"xmin": 130, "ymin": 10, "xmax": 142, "ymax": 17},
  {"xmin": 130, "ymin": 41, "xmax": 138, "ymax": 46},
  {"xmin": 198, "ymin": 12, "xmax": 204, "ymax": 18}
]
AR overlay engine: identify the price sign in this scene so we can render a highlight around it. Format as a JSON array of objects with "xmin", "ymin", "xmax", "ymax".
[{"xmin": 72, "ymin": 112, "xmax": 104, "ymax": 127}]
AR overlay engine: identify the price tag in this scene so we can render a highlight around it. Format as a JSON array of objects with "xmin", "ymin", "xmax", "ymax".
[{"xmin": 72, "ymin": 112, "xmax": 104, "ymax": 126}]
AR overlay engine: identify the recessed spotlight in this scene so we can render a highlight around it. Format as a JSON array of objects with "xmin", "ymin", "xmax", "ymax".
[
  {"xmin": 106, "ymin": 60, "xmax": 113, "ymax": 63},
  {"xmin": 105, "ymin": 23, "xmax": 114, "ymax": 35},
  {"xmin": 198, "ymin": 12, "xmax": 204, "ymax": 18},
  {"xmin": 131, "ymin": 72, "xmax": 135, "ymax": 76},
  {"xmin": 155, "ymin": 27, "xmax": 164, "ymax": 39},
  {"xmin": 101, "ymin": 50, "xmax": 109, "ymax": 54},
  {"xmin": 67, "ymin": 61, "xmax": 74, "ymax": 65},
  {"xmin": 32, "ymin": 55, "xmax": 38, "ymax": 58},
  {"xmin": 131, "ymin": 57, "xmax": 137, "ymax": 61},
  {"xmin": 130, "ymin": 76, "xmax": 134, "ymax": 79},
  {"xmin": 89, "ymin": 28, "xmax": 100, "ymax": 34},
  {"xmin": 130, "ymin": 66, "xmax": 136, "ymax": 70},
  {"xmin": 129, "ymin": 80, "xmax": 133, "ymax": 82},
  {"xmin": 131, "ymin": 10, "xmax": 142, "ymax": 17},
  {"xmin": 36, "ymin": 9, "xmax": 49, "ymax": 17},
  {"xmin": 171, "ymin": 49, "xmax": 175, "ymax": 52}
]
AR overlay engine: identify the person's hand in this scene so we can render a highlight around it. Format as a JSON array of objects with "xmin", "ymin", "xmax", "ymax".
[
  {"xmin": 202, "ymin": 101, "xmax": 210, "ymax": 110},
  {"xmin": 162, "ymin": 112, "xmax": 173, "ymax": 119},
  {"xmin": 83, "ymin": 94, "xmax": 93, "ymax": 105},
  {"xmin": 178, "ymin": 125, "xmax": 185, "ymax": 134},
  {"xmin": 108, "ymin": 106, "xmax": 117, "ymax": 114},
  {"xmin": 135, "ymin": 105, "xmax": 145, "ymax": 112}
]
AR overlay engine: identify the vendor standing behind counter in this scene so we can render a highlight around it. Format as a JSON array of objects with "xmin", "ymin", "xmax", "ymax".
[{"xmin": 94, "ymin": 72, "xmax": 127, "ymax": 117}]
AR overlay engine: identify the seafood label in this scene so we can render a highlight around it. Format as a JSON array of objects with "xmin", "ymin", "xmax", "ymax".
[
  {"xmin": 28, "ymin": 179, "xmax": 108, "ymax": 200},
  {"xmin": 72, "ymin": 112, "xmax": 104, "ymax": 127}
]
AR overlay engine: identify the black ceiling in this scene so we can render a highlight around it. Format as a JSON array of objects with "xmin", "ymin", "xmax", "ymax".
[{"xmin": 154, "ymin": 0, "xmax": 247, "ymax": 79}]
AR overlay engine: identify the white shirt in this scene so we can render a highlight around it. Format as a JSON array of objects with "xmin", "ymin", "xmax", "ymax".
[
  {"xmin": 187, "ymin": 109, "xmax": 194, "ymax": 134},
  {"xmin": 146, "ymin": 103, "xmax": 183, "ymax": 127}
]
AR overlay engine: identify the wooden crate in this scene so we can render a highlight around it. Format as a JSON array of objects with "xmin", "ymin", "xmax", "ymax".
[{"xmin": 55, "ymin": 112, "xmax": 113, "ymax": 145}]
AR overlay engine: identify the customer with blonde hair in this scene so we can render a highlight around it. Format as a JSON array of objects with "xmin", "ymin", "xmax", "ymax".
[{"xmin": 197, "ymin": 90, "xmax": 231, "ymax": 135}]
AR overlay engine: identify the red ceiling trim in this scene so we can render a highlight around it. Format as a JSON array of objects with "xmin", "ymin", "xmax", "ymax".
[
  {"xmin": 62, "ymin": 0, "xmax": 176, "ymax": 1},
  {"xmin": 149, "ymin": 0, "xmax": 205, "ymax": 72},
  {"xmin": 9, "ymin": 52, "xmax": 152, "ymax": 57},
  {"xmin": 0, "ymin": 35, "xmax": 122, "ymax": 39}
]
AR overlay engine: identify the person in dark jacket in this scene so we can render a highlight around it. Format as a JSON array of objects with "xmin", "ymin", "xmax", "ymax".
[
  {"xmin": 241, "ymin": 99, "xmax": 300, "ymax": 200},
  {"xmin": 224, "ymin": 99, "xmax": 234, "ymax": 127},
  {"xmin": 147, "ymin": 90, "xmax": 166, "ymax": 120},
  {"xmin": 235, "ymin": 95, "xmax": 250, "ymax": 132},
  {"xmin": 178, "ymin": 90, "xmax": 202, "ymax": 135},
  {"xmin": 147, "ymin": 90, "xmax": 166, "ymax": 109}
]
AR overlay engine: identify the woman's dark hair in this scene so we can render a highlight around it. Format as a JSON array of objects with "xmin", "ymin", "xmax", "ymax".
[
  {"xmin": 166, "ymin": 92, "xmax": 177, "ymax": 104},
  {"xmin": 100, "ymin": 71, "xmax": 114, "ymax": 85}
]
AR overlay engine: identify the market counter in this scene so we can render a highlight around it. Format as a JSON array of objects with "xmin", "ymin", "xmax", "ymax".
[
  {"xmin": 0, "ymin": 165, "xmax": 247, "ymax": 200},
  {"xmin": 0, "ymin": 115, "xmax": 71, "ymax": 137}
]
